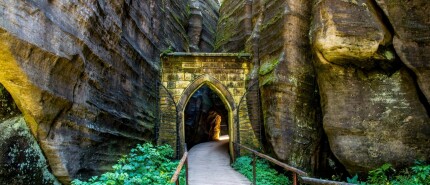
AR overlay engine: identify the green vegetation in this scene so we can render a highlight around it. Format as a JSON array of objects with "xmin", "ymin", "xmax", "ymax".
[
  {"xmin": 259, "ymin": 11, "xmax": 284, "ymax": 32},
  {"xmin": 213, "ymin": 21, "xmax": 234, "ymax": 51},
  {"xmin": 72, "ymin": 143, "xmax": 184, "ymax": 185},
  {"xmin": 232, "ymin": 156, "xmax": 291, "ymax": 185},
  {"xmin": 347, "ymin": 162, "xmax": 430, "ymax": 185},
  {"xmin": 259, "ymin": 58, "xmax": 280, "ymax": 76},
  {"xmin": 161, "ymin": 46, "xmax": 174, "ymax": 57},
  {"xmin": 258, "ymin": 58, "xmax": 280, "ymax": 86}
]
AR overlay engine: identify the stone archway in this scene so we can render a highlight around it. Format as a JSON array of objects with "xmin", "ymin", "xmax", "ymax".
[
  {"xmin": 158, "ymin": 52, "xmax": 259, "ymax": 158},
  {"xmin": 177, "ymin": 74, "xmax": 236, "ymax": 157}
]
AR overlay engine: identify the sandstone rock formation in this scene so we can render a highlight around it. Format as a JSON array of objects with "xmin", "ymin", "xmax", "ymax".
[
  {"xmin": 0, "ymin": 0, "xmax": 219, "ymax": 183},
  {"xmin": 0, "ymin": 85, "xmax": 59, "ymax": 184},
  {"xmin": 217, "ymin": 0, "xmax": 321, "ymax": 172},
  {"xmin": 217, "ymin": 0, "xmax": 430, "ymax": 176},
  {"xmin": 375, "ymin": 0, "xmax": 430, "ymax": 104},
  {"xmin": 0, "ymin": 0, "xmax": 429, "ymax": 182},
  {"xmin": 0, "ymin": 117, "xmax": 60, "ymax": 185},
  {"xmin": 311, "ymin": 0, "xmax": 430, "ymax": 174},
  {"xmin": 188, "ymin": 0, "xmax": 220, "ymax": 52}
]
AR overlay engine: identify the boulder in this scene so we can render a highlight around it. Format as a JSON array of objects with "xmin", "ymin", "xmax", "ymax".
[
  {"xmin": 375, "ymin": 0, "xmax": 430, "ymax": 104},
  {"xmin": 0, "ymin": 85, "xmax": 59, "ymax": 184},
  {"xmin": 311, "ymin": 0, "xmax": 430, "ymax": 174},
  {"xmin": 0, "ymin": 116, "xmax": 60, "ymax": 185}
]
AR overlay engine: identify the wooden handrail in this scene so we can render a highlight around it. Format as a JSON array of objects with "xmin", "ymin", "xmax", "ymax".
[
  {"xmin": 233, "ymin": 142, "xmax": 355, "ymax": 185},
  {"xmin": 234, "ymin": 142, "xmax": 307, "ymax": 176},
  {"xmin": 170, "ymin": 151, "xmax": 188, "ymax": 184},
  {"xmin": 300, "ymin": 177, "xmax": 355, "ymax": 185}
]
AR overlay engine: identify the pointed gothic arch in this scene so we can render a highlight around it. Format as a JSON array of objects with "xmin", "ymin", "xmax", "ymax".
[
  {"xmin": 177, "ymin": 74, "xmax": 235, "ymax": 112},
  {"xmin": 177, "ymin": 74, "xmax": 236, "ymax": 158},
  {"xmin": 158, "ymin": 52, "xmax": 257, "ymax": 160}
]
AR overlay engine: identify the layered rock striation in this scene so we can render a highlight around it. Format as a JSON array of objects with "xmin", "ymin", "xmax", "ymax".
[
  {"xmin": 0, "ymin": 0, "xmax": 219, "ymax": 183},
  {"xmin": 216, "ymin": 0, "xmax": 321, "ymax": 172},
  {"xmin": 311, "ymin": 0, "xmax": 430, "ymax": 174},
  {"xmin": 217, "ymin": 0, "xmax": 430, "ymax": 175},
  {"xmin": 1, "ymin": 0, "xmax": 429, "ymax": 181}
]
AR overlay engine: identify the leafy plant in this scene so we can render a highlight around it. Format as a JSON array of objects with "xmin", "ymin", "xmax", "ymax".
[
  {"xmin": 232, "ymin": 156, "xmax": 291, "ymax": 185},
  {"xmin": 160, "ymin": 46, "xmax": 174, "ymax": 57},
  {"xmin": 410, "ymin": 161, "xmax": 430, "ymax": 184},
  {"xmin": 367, "ymin": 163, "xmax": 394, "ymax": 184},
  {"xmin": 346, "ymin": 161, "xmax": 430, "ymax": 185},
  {"xmin": 72, "ymin": 143, "xmax": 183, "ymax": 185},
  {"xmin": 347, "ymin": 174, "xmax": 360, "ymax": 184}
]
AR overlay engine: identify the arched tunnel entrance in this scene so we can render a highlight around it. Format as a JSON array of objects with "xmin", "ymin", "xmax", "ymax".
[
  {"xmin": 184, "ymin": 84, "xmax": 229, "ymax": 149},
  {"xmin": 158, "ymin": 53, "xmax": 257, "ymax": 158}
]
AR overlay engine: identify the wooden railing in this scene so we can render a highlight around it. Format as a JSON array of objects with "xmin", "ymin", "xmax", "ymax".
[
  {"xmin": 170, "ymin": 146, "xmax": 189, "ymax": 185},
  {"xmin": 233, "ymin": 142, "xmax": 354, "ymax": 185}
]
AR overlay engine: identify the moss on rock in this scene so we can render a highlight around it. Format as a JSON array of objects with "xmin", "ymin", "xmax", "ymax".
[
  {"xmin": 259, "ymin": 58, "xmax": 280, "ymax": 76},
  {"xmin": 0, "ymin": 116, "xmax": 60, "ymax": 185},
  {"xmin": 0, "ymin": 85, "xmax": 20, "ymax": 121}
]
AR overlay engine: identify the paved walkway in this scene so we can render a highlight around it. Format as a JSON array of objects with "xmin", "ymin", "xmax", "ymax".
[{"xmin": 188, "ymin": 137, "xmax": 251, "ymax": 185}]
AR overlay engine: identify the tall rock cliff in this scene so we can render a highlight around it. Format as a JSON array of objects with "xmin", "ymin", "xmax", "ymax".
[
  {"xmin": 0, "ymin": 0, "xmax": 219, "ymax": 183},
  {"xmin": 216, "ymin": 0, "xmax": 321, "ymax": 172},
  {"xmin": 216, "ymin": 0, "xmax": 430, "ymax": 175}
]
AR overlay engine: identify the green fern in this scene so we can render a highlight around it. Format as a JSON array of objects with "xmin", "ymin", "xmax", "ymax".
[{"xmin": 72, "ymin": 143, "xmax": 183, "ymax": 185}]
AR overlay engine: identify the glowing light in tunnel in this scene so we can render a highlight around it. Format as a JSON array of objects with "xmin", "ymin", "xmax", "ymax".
[{"xmin": 219, "ymin": 135, "xmax": 229, "ymax": 141}]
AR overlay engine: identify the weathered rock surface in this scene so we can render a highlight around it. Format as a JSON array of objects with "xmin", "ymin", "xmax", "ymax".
[
  {"xmin": 1, "ymin": 0, "xmax": 428, "ymax": 181},
  {"xmin": 188, "ymin": 0, "xmax": 220, "ymax": 52},
  {"xmin": 217, "ymin": 0, "xmax": 321, "ymax": 172},
  {"xmin": 0, "ymin": 85, "xmax": 20, "ymax": 121},
  {"xmin": 0, "ymin": 0, "xmax": 219, "ymax": 183},
  {"xmin": 311, "ymin": 0, "xmax": 395, "ymax": 68},
  {"xmin": 0, "ymin": 116, "xmax": 60, "ymax": 185},
  {"xmin": 214, "ymin": 0, "xmax": 250, "ymax": 52},
  {"xmin": 375, "ymin": 0, "xmax": 430, "ymax": 104},
  {"xmin": 311, "ymin": 0, "xmax": 430, "ymax": 174},
  {"xmin": 0, "ymin": 85, "xmax": 59, "ymax": 184},
  {"xmin": 218, "ymin": 0, "xmax": 430, "ymax": 176}
]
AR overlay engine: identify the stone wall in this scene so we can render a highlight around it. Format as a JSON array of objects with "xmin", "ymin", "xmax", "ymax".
[
  {"xmin": 0, "ymin": 0, "xmax": 219, "ymax": 183},
  {"xmin": 159, "ymin": 53, "xmax": 259, "ymax": 155}
]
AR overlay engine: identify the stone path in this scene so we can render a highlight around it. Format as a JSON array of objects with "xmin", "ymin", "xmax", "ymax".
[{"xmin": 188, "ymin": 137, "xmax": 251, "ymax": 185}]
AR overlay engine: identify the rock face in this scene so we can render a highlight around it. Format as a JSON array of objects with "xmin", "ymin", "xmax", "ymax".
[
  {"xmin": 0, "ymin": 85, "xmax": 59, "ymax": 184},
  {"xmin": 311, "ymin": 0, "xmax": 430, "ymax": 174},
  {"xmin": 216, "ymin": 0, "xmax": 321, "ymax": 172},
  {"xmin": 188, "ymin": 0, "xmax": 220, "ymax": 52},
  {"xmin": 1, "ymin": 0, "xmax": 429, "ymax": 181},
  {"xmin": 0, "ymin": 116, "xmax": 60, "ymax": 185},
  {"xmin": 375, "ymin": 0, "xmax": 430, "ymax": 104},
  {"xmin": 217, "ymin": 0, "xmax": 430, "ymax": 176},
  {"xmin": 0, "ymin": 85, "xmax": 20, "ymax": 121},
  {"xmin": 0, "ymin": 0, "xmax": 219, "ymax": 183}
]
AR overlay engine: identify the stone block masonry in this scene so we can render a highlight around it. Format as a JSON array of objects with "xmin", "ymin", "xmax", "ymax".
[{"xmin": 158, "ymin": 52, "xmax": 260, "ymax": 156}]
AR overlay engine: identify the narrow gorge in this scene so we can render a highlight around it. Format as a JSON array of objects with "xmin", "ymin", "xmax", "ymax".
[{"xmin": 0, "ymin": 0, "xmax": 429, "ymax": 184}]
